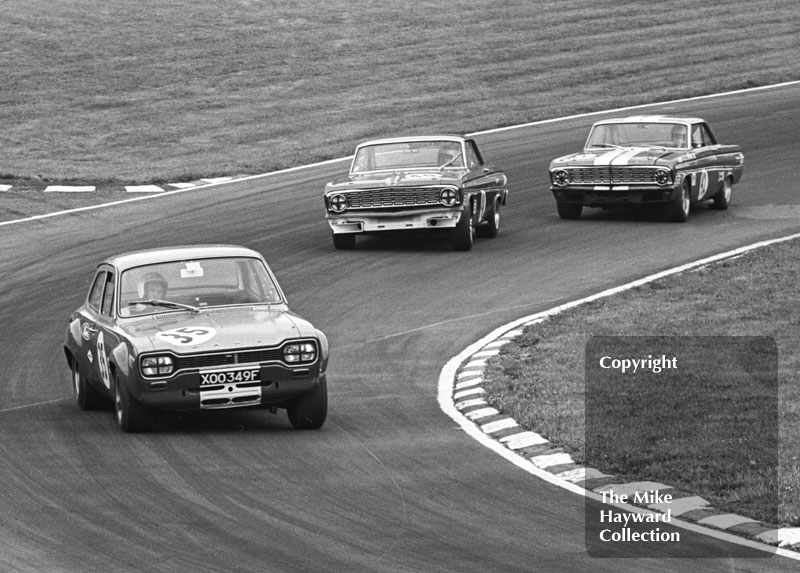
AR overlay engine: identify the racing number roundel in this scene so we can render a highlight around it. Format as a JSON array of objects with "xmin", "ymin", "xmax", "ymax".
[
  {"xmin": 156, "ymin": 327, "xmax": 217, "ymax": 347},
  {"xmin": 698, "ymin": 170, "xmax": 709, "ymax": 200},
  {"xmin": 96, "ymin": 331, "xmax": 111, "ymax": 389}
]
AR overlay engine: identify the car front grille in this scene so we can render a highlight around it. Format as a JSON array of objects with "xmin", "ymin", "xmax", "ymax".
[
  {"xmin": 173, "ymin": 348, "xmax": 285, "ymax": 371},
  {"xmin": 344, "ymin": 187, "xmax": 443, "ymax": 209},
  {"xmin": 567, "ymin": 167, "xmax": 661, "ymax": 185}
]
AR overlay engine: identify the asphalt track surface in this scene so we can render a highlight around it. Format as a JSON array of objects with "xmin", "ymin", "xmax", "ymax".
[{"xmin": 2, "ymin": 83, "xmax": 799, "ymax": 572}]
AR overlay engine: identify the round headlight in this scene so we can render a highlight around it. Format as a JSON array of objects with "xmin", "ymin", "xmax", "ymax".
[
  {"xmin": 654, "ymin": 169, "xmax": 671, "ymax": 186},
  {"xmin": 552, "ymin": 169, "xmax": 570, "ymax": 186},
  {"xmin": 329, "ymin": 194, "xmax": 348, "ymax": 213},
  {"xmin": 439, "ymin": 188, "xmax": 459, "ymax": 207}
]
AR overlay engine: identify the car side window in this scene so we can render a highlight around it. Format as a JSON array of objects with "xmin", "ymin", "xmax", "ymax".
[
  {"xmin": 87, "ymin": 271, "xmax": 106, "ymax": 311},
  {"xmin": 100, "ymin": 271, "xmax": 116, "ymax": 317},
  {"xmin": 465, "ymin": 141, "xmax": 482, "ymax": 170},
  {"xmin": 691, "ymin": 124, "xmax": 715, "ymax": 148}
]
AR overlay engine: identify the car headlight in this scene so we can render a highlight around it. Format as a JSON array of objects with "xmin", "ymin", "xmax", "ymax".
[
  {"xmin": 283, "ymin": 342, "xmax": 317, "ymax": 364},
  {"xmin": 328, "ymin": 194, "xmax": 348, "ymax": 213},
  {"xmin": 552, "ymin": 169, "xmax": 570, "ymax": 186},
  {"xmin": 439, "ymin": 188, "xmax": 459, "ymax": 207},
  {"xmin": 654, "ymin": 168, "xmax": 672, "ymax": 186},
  {"xmin": 141, "ymin": 355, "xmax": 174, "ymax": 377}
]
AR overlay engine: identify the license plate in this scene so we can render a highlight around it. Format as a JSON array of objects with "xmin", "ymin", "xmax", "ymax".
[{"xmin": 200, "ymin": 368, "xmax": 260, "ymax": 385}]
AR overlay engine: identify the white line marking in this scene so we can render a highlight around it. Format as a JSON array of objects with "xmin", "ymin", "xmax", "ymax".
[
  {"xmin": 125, "ymin": 185, "xmax": 164, "ymax": 193},
  {"xmin": 0, "ymin": 398, "xmax": 69, "ymax": 413},
  {"xmin": 44, "ymin": 185, "xmax": 95, "ymax": 193}
]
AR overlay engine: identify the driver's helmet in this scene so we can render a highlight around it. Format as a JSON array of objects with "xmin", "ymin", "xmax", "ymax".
[
  {"xmin": 438, "ymin": 144, "xmax": 459, "ymax": 166},
  {"xmin": 670, "ymin": 125, "xmax": 687, "ymax": 148},
  {"xmin": 138, "ymin": 271, "xmax": 168, "ymax": 299}
]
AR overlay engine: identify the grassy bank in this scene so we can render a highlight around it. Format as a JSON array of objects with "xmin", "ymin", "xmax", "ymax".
[
  {"xmin": 482, "ymin": 239, "xmax": 800, "ymax": 526},
  {"xmin": 1, "ymin": 0, "xmax": 797, "ymax": 183}
]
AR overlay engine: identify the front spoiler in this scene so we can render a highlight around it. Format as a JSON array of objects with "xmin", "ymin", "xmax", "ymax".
[{"xmin": 326, "ymin": 208, "xmax": 463, "ymax": 234}]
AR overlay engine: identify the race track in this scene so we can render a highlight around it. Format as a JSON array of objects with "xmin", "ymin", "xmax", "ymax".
[{"xmin": 2, "ymin": 84, "xmax": 799, "ymax": 572}]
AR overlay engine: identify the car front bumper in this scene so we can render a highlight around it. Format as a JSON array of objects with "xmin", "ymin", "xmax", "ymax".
[
  {"xmin": 551, "ymin": 185, "xmax": 680, "ymax": 207},
  {"xmin": 326, "ymin": 207, "xmax": 463, "ymax": 234},
  {"xmin": 132, "ymin": 363, "xmax": 323, "ymax": 411}
]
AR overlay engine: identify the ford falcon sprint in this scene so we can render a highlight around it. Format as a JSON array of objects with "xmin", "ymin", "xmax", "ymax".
[
  {"xmin": 323, "ymin": 135, "xmax": 508, "ymax": 250},
  {"xmin": 63, "ymin": 245, "xmax": 329, "ymax": 432},
  {"xmin": 548, "ymin": 115, "xmax": 744, "ymax": 222}
]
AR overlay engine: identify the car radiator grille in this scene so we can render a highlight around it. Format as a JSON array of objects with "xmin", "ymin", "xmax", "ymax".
[
  {"xmin": 173, "ymin": 348, "xmax": 285, "ymax": 370},
  {"xmin": 344, "ymin": 187, "xmax": 443, "ymax": 209},
  {"xmin": 568, "ymin": 167, "xmax": 660, "ymax": 184}
]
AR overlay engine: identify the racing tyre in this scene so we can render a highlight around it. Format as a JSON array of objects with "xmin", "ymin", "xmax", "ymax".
[
  {"xmin": 665, "ymin": 180, "xmax": 690, "ymax": 222},
  {"xmin": 451, "ymin": 206, "xmax": 474, "ymax": 251},
  {"xmin": 115, "ymin": 374, "xmax": 153, "ymax": 433},
  {"xmin": 556, "ymin": 202, "xmax": 582, "ymax": 220},
  {"xmin": 710, "ymin": 177, "xmax": 732, "ymax": 210},
  {"xmin": 332, "ymin": 233, "xmax": 356, "ymax": 250},
  {"xmin": 476, "ymin": 200, "xmax": 500, "ymax": 238},
  {"xmin": 71, "ymin": 359, "xmax": 106, "ymax": 410},
  {"xmin": 287, "ymin": 377, "xmax": 328, "ymax": 429}
]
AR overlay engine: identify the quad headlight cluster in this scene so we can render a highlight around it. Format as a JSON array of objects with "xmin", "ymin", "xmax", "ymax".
[
  {"xmin": 283, "ymin": 341, "xmax": 317, "ymax": 364},
  {"xmin": 141, "ymin": 355, "xmax": 174, "ymax": 377}
]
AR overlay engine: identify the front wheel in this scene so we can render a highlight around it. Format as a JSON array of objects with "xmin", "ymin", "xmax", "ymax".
[
  {"xmin": 332, "ymin": 233, "xmax": 356, "ymax": 250},
  {"xmin": 115, "ymin": 374, "xmax": 153, "ymax": 433},
  {"xmin": 556, "ymin": 202, "xmax": 582, "ymax": 220},
  {"xmin": 287, "ymin": 377, "xmax": 328, "ymax": 429},
  {"xmin": 451, "ymin": 206, "xmax": 474, "ymax": 251},
  {"xmin": 665, "ymin": 180, "xmax": 690, "ymax": 222},
  {"xmin": 710, "ymin": 177, "xmax": 732, "ymax": 210}
]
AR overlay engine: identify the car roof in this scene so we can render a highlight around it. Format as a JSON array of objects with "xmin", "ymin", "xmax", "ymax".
[
  {"xmin": 593, "ymin": 115, "xmax": 706, "ymax": 126},
  {"xmin": 355, "ymin": 135, "xmax": 467, "ymax": 148},
  {"xmin": 103, "ymin": 245, "xmax": 263, "ymax": 271}
]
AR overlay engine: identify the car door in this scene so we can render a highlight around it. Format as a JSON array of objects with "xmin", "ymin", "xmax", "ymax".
[
  {"xmin": 462, "ymin": 139, "xmax": 506, "ymax": 223},
  {"xmin": 72, "ymin": 268, "xmax": 107, "ymax": 390},
  {"xmin": 689, "ymin": 122, "xmax": 724, "ymax": 201},
  {"xmin": 91, "ymin": 267, "xmax": 120, "ymax": 392}
]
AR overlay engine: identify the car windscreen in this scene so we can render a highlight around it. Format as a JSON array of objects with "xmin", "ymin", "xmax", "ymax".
[
  {"xmin": 351, "ymin": 140, "xmax": 464, "ymax": 172},
  {"xmin": 586, "ymin": 123, "xmax": 687, "ymax": 149},
  {"xmin": 119, "ymin": 257, "xmax": 281, "ymax": 316}
]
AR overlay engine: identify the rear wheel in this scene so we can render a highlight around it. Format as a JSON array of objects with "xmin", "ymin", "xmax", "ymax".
[
  {"xmin": 287, "ymin": 377, "xmax": 328, "ymax": 429},
  {"xmin": 332, "ymin": 233, "xmax": 356, "ymax": 250},
  {"xmin": 115, "ymin": 374, "xmax": 153, "ymax": 433},
  {"xmin": 71, "ymin": 359, "xmax": 106, "ymax": 410},
  {"xmin": 556, "ymin": 202, "xmax": 582, "ymax": 220},
  {"xmin": 710, "ymin": 177, "xmax": 732, "ymax": 210},
  {"xmin": 665, "ymin": 180, "xmax": 691, "ymax": 222},
  {"xmin": 451, "ymin": 206, "xmax": 474, "ymax": 251},
  {"xmin": 476, "ymin": 200, "xmax": 500, "ymax": 238}
]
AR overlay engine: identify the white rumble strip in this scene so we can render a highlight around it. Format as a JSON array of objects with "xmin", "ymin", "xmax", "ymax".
[{"xmin": 439, "ymin": 231, "xmax": 800, "ymax": 559}]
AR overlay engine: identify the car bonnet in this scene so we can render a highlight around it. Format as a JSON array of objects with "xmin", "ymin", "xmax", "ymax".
[
  {"xmin": 551, "ymin": 148, "xmax": 682, "ymax": 168},
  {"xmin": 120, "ymin": 308, "xmax": 317, "ymax": 353},
  {"xmin": 326, "ymin": 170, "xmax": 464, "ymax": 191}
]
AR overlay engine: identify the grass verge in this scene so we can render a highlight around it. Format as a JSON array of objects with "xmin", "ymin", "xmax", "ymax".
[
  {"xmin": 1, "ymin": 0, "xmax": 798, "ymax": 183},
  {"xmin": 482, "ymin": 238, "xmax": 800, "ymax": 526}
]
